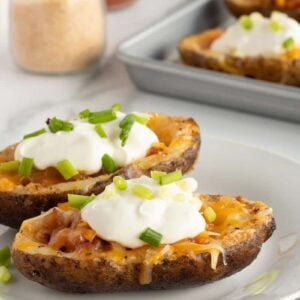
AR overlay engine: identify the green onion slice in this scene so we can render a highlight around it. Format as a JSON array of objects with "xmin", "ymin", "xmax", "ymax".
[
  {"xmin": 18, "ymin": 157, "xmax": 34, "ymax": 176},
  {"xmin": 88, "ymin": 109, "xmax": 116, "ymax": 124},
  {"xmin": 95, "ymin": 124, "xmax": 107, "ymax": 138},
  {"xmin": 68, "ymin": 194, "xmax": 96, "ymax": 209},
  {"xmin": 102, "ymin": 154, "xmax": 118, "ymax": 173},
  {"xmin": 133, "ymin": 114, "xmax": 149, "ymax": 125},
  {"xmin": 0, "ymin": 161, "xmax": 20, "ymax": 172},
  {"xmin": 270, "ymin": 20, "xmax": 283, "ymax": 32},
  {"xmin": 239, "ymin": 16, "xmax": 254, "ymax": 30},
  {"xmin": 160, "ymin": 170, "xmax": 182, "ymax": 186},
  {"xmin": 0, "ymin": 246, "xmax": 11, "ymax": 267},
  {"xmin": 113, "ymin": 176, "xmax": 128, "ymax": 190},
  {"xmin": 119, "ymin": 114, "xmax": 135, "ymax": 147},
  {"xmin": 131, "ymin": 184, "xmax": 154, "ymax": 200},
  {"xmin": 23, "ymin": 128, "xmax": 46, "ymax": 140},
  {"xmin": 47, "ymin": 117, "xmax": 74, "ymax": 133},
  {"xmin": 79, "ymin": 109, "xmax": 91, "ymax": 119},
  {"xmin": 139, "ymin": 228, "xmax": 163, "ymax": 247},
  {"xmin": 111, "ymin": 103, "xmax": 121, "ymax": 111},
  {"xmin": 56, "ymin": 159, "xmax": 78, "ymax": 180},
  {"xmin": 0, "ymin": 266, "xmax": 11, "ymax": 283},
  {"xmin": 282, "ymin": 37, "xmax": 295, "ymax": 49},
  {"xmin": 150, "ymin": 170, "xmax": 167, "ymax": 182}
]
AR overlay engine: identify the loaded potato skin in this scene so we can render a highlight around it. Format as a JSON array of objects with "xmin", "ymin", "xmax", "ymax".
[
  {"xmin": 0, "ymin": 114, "xmax": 200, "ymax": 229},
  {"xmin": 12, "ymin": 196, "xmax": 275, "ymax": 293},
  {"xmin": 179, "ymin": 27, "xmax": 300, "ymax": 86}
]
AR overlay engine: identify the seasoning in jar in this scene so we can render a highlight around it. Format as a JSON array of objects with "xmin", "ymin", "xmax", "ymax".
[{"xmin": 10, "ymin": 0, "xmax": 106, "ymax": 74}]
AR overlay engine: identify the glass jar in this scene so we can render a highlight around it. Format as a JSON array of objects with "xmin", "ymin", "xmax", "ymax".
[
  {"xmin": 106, "ymin": 0, "xmax": 136, "ymax": 10},
  {"xmin": 10, "ymin": 0, "xmax": 106, "ymax": 74}
]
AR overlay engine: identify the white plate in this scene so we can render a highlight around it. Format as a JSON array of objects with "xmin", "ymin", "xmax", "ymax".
[{"xmin": 1, "ymin": 137, "xmax": 300, "ymax": 300}]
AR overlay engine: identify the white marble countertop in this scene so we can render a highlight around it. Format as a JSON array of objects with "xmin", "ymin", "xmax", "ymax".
[{"xmin": 0, "ymin": 0, "xmax": 300, "ymax": 165}]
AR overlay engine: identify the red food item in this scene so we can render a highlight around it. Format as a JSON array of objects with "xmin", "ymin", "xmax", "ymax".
[{"xmin": 106, "ymin": 0, "xmax": 136, "ymax": 9}]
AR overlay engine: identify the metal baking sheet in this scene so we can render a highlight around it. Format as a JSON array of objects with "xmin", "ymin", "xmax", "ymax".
[{"xmin": 117, "ymin": 0, "xmax": 300, "ymax": 123}]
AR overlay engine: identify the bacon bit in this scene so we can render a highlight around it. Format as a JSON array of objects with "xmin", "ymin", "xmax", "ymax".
[
  {"xmin": 49, "ymin": 228, "xmax": 86, "ymax": 252},
  {"xmin": 0, "ymin": 178, "xmax": 14, "ymax": 191},
  {"xmin": 41, "ymin": 208, "xmax": 70, "ymax": 230},
  {"xmin": 146, "ymin": 142, "xmax": 168, "ymax": 156},
  {"xmin": 35, "ymin": 228, "xmax": 51, "ymax": 244}
]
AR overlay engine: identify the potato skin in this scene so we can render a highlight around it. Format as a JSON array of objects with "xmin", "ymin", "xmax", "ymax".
[
  {"xmin": 0, "ymin": 115, "xmax": 200, "ymax": 229},
  {"xmin": 12, "ymin": 196, "xmax": 275, "ymax": 293},
  {"xmin": 179, "ymin": 29, "xmax": 300, "ymax": 86},
  {"xmin": 225, "ymin": 0, "xmax": 300, "ymax": 22}
]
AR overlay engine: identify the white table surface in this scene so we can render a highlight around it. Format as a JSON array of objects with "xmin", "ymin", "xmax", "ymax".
[{"xmin": 0, "ymin": 0, "xmax": 300, "ymax": 163}]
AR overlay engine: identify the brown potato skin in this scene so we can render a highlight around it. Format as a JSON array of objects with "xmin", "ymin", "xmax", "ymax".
[
  {"xmin": 179, "ymin": 29, "xmax": 300, "ymax": 86},
  {"xmin": 0, "ymin": 114, "xmax": 200, "ymax": 229},
  {"xmin": 225, "ymin": 0, "xmax": 300, "ymax": 22},
  {"xmin": 12, "ymin": 196, "xmax": 275, "ymax": 293}
]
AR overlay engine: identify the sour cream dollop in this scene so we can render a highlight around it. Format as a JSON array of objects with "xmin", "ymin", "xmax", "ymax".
[
  {"xmin": 81, "ymin": 176, "xmax": 206, "ymax": 248},
  {"xmin": 14, "ymin": 112, "xmax": 158, "ymax": 175},
  {"xmin": 211, "ymin": 12, "xmax": 300, "ymax": 56}
]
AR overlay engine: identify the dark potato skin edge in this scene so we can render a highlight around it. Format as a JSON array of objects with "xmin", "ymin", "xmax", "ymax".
[
  {"xmin": 0, "ymin": 117, "xmax": 200, "ymax": 229},
  {"xmin": 12, "ymin": 217, "xmax": 275, "ymax": 293},
  {"xmin": 225, "ymin": 0, "xmax": 300, "ymax": 22}
]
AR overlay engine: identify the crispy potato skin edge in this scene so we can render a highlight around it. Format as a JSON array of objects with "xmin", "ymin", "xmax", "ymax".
[
  {"xmin": 0, "ymin": 116, "xmax": 200, "ymax": 229},
  {"xmin": 12, "ymin": 217, "xmax": 275, "ymax": 293},
  {"xmin": 225, "ymin": 0, "xmax": 300, "ymax": 22}
]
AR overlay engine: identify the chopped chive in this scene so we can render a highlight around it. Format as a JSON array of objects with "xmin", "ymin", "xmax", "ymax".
[
  {"xmin": 102, "ymin": 154, "xmax": 118, "ymax": 173},
  {"xmin": 113, "ymin": 176, "xmax": 128, "ymax": 190},
  {"xmin": 79, "ymin": 109, "xmax": 91, "ymax": 119},
  {"xmin": 23, "ymin": 128, "xmax": 46, "ymax": 140},
  {"xmin": 139, "ymin": 228, "xmax": 163, "ymax": 247},
  {"xmin": 239, "ymin": 16, "xmax": 254, "ymax": 30},
  {"xmin": 68, "ymin": 194, "xmax": 96, "ymax": 209},
  {"xmin": 0, "ymin": 161, "xmax": 20, "ymax": 172},
  {"xmin": 0, "ymin": 266, "xmax": 11, "ymax": 283},
  {"xmin": 131, "ymin": 184, "xmax": 154, "ymax": 200},
  {"xmin": 111, "ymin": 103, "xmax": 121, "ymax": 111},
  {"xmin": 0, "ymin": 246, "xmax": 11, "ymax": 267},
  {"xmin": 133, "ymin": 114, "xmax": 149, "ymax": 125},
  {"xmin": 47, "ymin": 117, "xmax": 73, "ymax": 133},
  {"xmin": 95, "ymin": 124, "xmax": 107, "ymax": 138},
  {"xmin": 119, "ymin": 114, "xmax": 135, "ymax": 147},
  {"xmin": 56, "ymin": 159, "xmax": 78, "ymax": 180},
  {"xmin": 160, "ymin": 170, "xmax": 182, "ymax": 186},
  {"xmin": 150, "ymin": 170, "xmax": 167, "ymax": 182},
  {"xmin": 18, "ymin": 157, "xmax": 34, "ymax": 176},
  {"xmin": 88, "ymin": 109, "xmax": 116, "ymax": 124},
  {"xmin": 282, "ymin": 37, "xmax": 295, "ymax": 49},
  {"xmin": 270, "ymin": 20, "xmax": 283, "ymax": 32}
]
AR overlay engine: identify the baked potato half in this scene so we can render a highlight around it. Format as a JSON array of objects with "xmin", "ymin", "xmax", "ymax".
[
  {"xmin": 0, "ymin": 113, "xmax": 200, "ymax": 229},
  {"xmin": 225, "ymin": 0, "xmax": 300, "ymax": 22},
  {"xmin": 179, "ymin": 28, "xmax": 300, "ymax": 86},
  {"xmin": 13, "ymin": 195, "xmax": 275, "ymax": 293}
]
